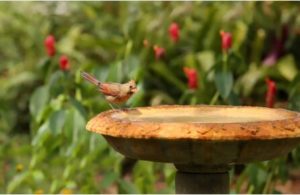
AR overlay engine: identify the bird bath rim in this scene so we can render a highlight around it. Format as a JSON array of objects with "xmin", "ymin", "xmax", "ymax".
[{"xmin": 86, "ymin": 105, "xmax": 300, "ymax": 141}]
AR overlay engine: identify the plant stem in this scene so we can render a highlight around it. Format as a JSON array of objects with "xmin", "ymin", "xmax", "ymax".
[
  {"xmin": 209, "ymin": 91, "xmax": 219, "ymax": 105},
  {"xmin": 223, "ymin": 52, "xmax": 228, "ymax": 72},
  {"xmin": 262, "ymin": 171, "xmax": 273, "ymax": 194}
]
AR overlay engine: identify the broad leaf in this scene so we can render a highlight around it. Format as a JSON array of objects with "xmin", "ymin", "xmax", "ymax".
[
  {"xmin": 29, "ymin": 86, "xmax": 49, "ymax": 121},
  {"xmin": 289, "ymin": 94, "xmax": 300, "ymax": 111},
  {"xmin": 118, "ymin": 179, "xmax": 138, "ymax": 194},
  {"xmin": 277, "ymin": 55, "xmax": 298, "ymax": 81},
  {"xmin": 100, "ymin": 172, "xmax": 118, "ymax": 190},
  {"xmin": 70, "ymin": 98, "xmax": 87, "ymax": 119},
  {"xmin": 151, "ymin": 62, "xmax": 186, "ymax": 91},
  {"xmin": 197, "ymin": 51, "xmax": 215, "ymax": 73},
  {"xmin": 7, "ymin": 172, "xmax": 30, "ymax": 193},
  {"xmin": 214, "ymin": 71, "xmax": 233, "ymax": 99},
  {"xmin": 107, "ymin": 61, "xmax": 123, "ymax": 83},
  {"xmin": 49, "ymin": 110, "xmax": 66, "ymax": 135},
  {"xmin": 31, "ymin": 122, "xmax": 50, "ymax": 146}
]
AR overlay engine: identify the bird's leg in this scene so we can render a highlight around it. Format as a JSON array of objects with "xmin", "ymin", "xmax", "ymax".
[
  {"xmin": 108, "ymin": 103, "xmax": 116, "ymax": 110},
  {"xmin": 120, "ymin": 104, "xmax": 131, "ymax": 112},
  {"xmin": 115, "ymin": 104, "xmax": 123, "ymax": 110}
]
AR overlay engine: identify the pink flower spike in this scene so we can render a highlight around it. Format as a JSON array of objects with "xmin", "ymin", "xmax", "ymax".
[
  {"xmin": 183, "ymin": 67, "xmax": 198, "ymax": 89},
  {"xmin": 153, "ymin": 45, "xmax": 165, "ymax": 60},
  {"xmin": 59, "ymin": 55, "xmax": 70, "ymax": 71},
  {"xmin": 265, "ymin": 78, "xmax": 277, "ymax": 108},
  {"xmin": 220, "ymin": 30, "xmax": 232, "ymax": 53},
  {"xmin": 169, "ymin": 22, "xmax": 180, "ymax": 43},
  {"xmin": 44, "ymin": 35, "xmax": 56, "ymax": 57}
]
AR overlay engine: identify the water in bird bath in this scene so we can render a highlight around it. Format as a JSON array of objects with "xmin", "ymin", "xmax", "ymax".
[{"xmin": 111, "ymin": 106, "xmax": 295, "ymax": 123}]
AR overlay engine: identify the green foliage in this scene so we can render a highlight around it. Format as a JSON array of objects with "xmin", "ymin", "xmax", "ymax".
[
  {"xmin": 0, "ymin": 1, "xmax": 300, "ymax": 194},
  {"xmin": 215, "ymin": 71, "xmax": 234, "ymax": 100}
]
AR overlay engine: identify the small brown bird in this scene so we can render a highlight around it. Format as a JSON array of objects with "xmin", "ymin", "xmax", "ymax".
[{"xmin": 81, "ymin": 71, "xmax": 137, "ymax": 108}]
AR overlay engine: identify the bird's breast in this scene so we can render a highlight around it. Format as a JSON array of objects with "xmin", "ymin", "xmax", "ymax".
[{"xmin": 105, "ymin": 94, "xmax": 132, "ymax": 104}]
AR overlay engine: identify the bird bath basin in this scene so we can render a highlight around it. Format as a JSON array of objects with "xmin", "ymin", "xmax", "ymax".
[{"xmin": 86, "ymin": 105, "xmax": 300, "ymax": 193}]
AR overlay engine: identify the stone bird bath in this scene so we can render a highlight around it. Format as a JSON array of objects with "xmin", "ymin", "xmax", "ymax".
[{"xmin": 86, "ymin": 105, "xmax": 300, "ymax": 193}]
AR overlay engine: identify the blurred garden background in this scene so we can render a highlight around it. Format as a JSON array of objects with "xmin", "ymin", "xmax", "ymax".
[{"xmin": 1, "ymin": 1, "xmax": 300, "ymax": 194}]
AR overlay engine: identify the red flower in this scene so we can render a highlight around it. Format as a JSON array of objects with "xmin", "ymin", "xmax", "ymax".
[
  {"xmin": 220, "ymin": 30, "xmax": 232, "ymax": 53},
  {"xmin": 59, "ymin": 55, "xmax": 70, "ymax": 71},
  {"xmin": 265, "ymin": 78, "xmax": 277, "ymax": 108},
  {"xmin": 153, "ymin": 45, "xmax": 165, "ymax": 60},
  {"xmin": 169, "ymin": 22, "xmax": 180, "ymax": 43},
  {"xmin": 183, "ymin": 67, "xmax": 198, "ymax": 89},
  {"xmin": 44, "ymin": 35, "xmax": 56, "ymax": 57}
]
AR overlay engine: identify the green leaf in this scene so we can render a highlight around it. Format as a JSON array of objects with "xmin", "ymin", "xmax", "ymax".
[
  {"xmin": 190, "ymin": 96, "xmax": 198, "ymax": 105},
  {"xmin": 118, "ymin": 179, "xmax": 138, "ymax": 194},
  {"xmin": 233, "ymin": 21, "xmax": 248, "ymax": 50},
  {"xmin": 73, "ymin": 108, "xmax": 86, "ymax": 131},
  {"xmin": 151, "ymin": 62, "xmax": 186, "ymax": 91},
  {"xmin": 228, "ymin": 51, "xmax": 245, "ymax": 72},
  {"xmin": 50, "ymin": 180, "xmax": 63, "ymax": 194},
  {"xmin": 7, "ymin": 172, "xmax": 30, "ymax": 193},
  {"xmin": 179, "ymin": 90, "xmax": 194, "ymax": 104},
  {"xmin": 63, "ymin": 165, "xmax": 74, "ymax": 180},
  {"xmin": 29, "ymin": 86, "xmax": 49, "ymax": 121},
  {"xmin": 57, "ymin": 25, "xmax": 82, "ymax": 54},
  {"xmin": 184, "ymin": 53, "xmax": 197, "ymax": 68},
  {"xmin": 49, "ymin": 110, "xmax": 65, "ymax": 135},
  {"xmin": 1, "ymin": 71, "xmax": 37, "ymax": 92},
  {"xmin": 124, "ymin": 56, "xmax": 140, "ymax": 80},
  {"xmin": 32, "ymin": 170, "xmax": 45, "ymax": 183},
  {"xmin": 107, "ymin": 61, "xmax": 123, "ymax": 83},
  {"xmin": 238, "ymin": 63, "xmax": 265, "ymax": 96},
  {"xmin": 227, "ymin": 91, "xmax": 241, "ymax": 106},
  {"xmin": 37, "ymin": 57, "xmax": 51, "ymax": 69},
  {"xmin": 100, "ymin": 172, "xmax": 118, "ymax": 190},
  {"xmin": 150, "ymin": 92, "xmax": 175, "ymax": 106},
  {"xmin": 70, "ymin": 106, "xmax": 86, "ymax": 143},
  {"xmin": 214, "ymin": 71, "xmax": 233, "ymax": 99},
  {"xmin": 64, "ymin": 109, "xmax": 75, "ymax": 139},
  {"xmin": 32, "ymin": 122, "xmax": 50, "ymax": 146},
  {"xmin": 70, "ymin": 98, "xmax": 87, "ymax": 119},
  {"xmin": 48, "ymin": 71, "xmax": 64, "ymax": 94},
  {"xmin": 277, "ymin": 55, "xmax": 298, "ymax": 81},
  {"xmin": 289, "ymin": 73, "xmax": 300, "ymax": 98},
  {"xmin": 124, "ymin": 40, "xmax": 133, "ymax": 59},
  {"xmin": 197, "ymin": 51, "xmax": 215, "ymax": 72},
  {"xmin": 289, "ymin": 94, "xmax": 300, "ymax": 111}
]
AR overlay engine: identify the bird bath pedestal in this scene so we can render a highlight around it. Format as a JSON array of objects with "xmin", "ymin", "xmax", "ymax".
[{"xmin": 86, "ymin": 105, "xmax": 300, "ymax": 194}]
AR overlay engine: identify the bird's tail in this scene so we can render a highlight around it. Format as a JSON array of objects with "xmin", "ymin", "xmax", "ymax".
[{"xmin": 81, "ymin": 71, "xmax": 101, "ymax": 86}]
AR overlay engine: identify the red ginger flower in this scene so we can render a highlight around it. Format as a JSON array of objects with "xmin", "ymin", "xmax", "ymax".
[
  {"xmin": 265, "ymin": 78, "xmax": 277, "ymax": 108},
  {"xmin": 220, "ymin": 30, "xmax": 232, "ymax": 53},
  {"xmin": 183, "ymin": 67, "xmax": 198, "ymax": 89},
  {"xmin": 153, "ymin": 45, "xmax": 165, "ymax": 60},
  {"xmin": 44, "ymin": 35, "xmax": 56, "ymax": 57},
  {"xmin": 59, "ymin": 55, "xmax": 70, "ymax": 71},
  {"xmin": 169, "ymin": 22, "xmax": 180, "ymax": 43}
]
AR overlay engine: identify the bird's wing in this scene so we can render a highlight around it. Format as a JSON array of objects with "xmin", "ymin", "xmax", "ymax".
[{"xmin": 99, "ymin": 83, "xmax": 120, "ymax": 97}]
